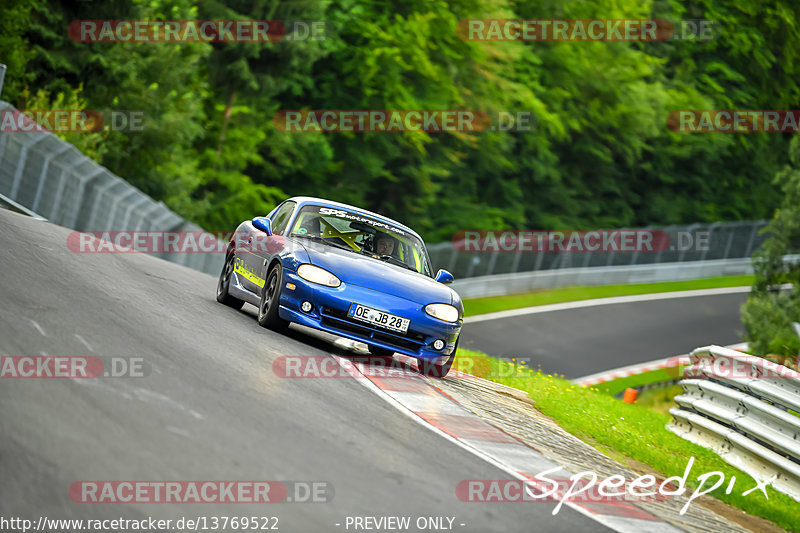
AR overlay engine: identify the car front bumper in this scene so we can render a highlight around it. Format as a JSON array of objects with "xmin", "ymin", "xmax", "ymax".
[{"xmin": 278, "ymin": 268, "xmax": 461, "ymax": 362}]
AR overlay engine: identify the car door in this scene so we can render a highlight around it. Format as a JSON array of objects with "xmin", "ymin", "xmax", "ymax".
[{"xmin": 241, "ymin": 200, "xmax": 296, "ymax": 294}]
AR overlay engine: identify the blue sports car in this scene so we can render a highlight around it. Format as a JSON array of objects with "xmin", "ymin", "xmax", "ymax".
[{"xmin": 216, "ymin": 197, "xmax": 463, "ymax": 377}]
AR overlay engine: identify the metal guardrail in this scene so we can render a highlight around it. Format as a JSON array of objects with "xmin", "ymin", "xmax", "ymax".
[
  {"xmin": 0, "ymin": 64, "xmax": 7, "ymax": 98},
  {"xmin": 668, "ymin": 345, "xmax": 800, "ymax": 500}
]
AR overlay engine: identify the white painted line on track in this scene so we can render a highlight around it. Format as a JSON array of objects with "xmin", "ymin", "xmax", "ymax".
[
  {"xmin": 29, "ymin": 319, "xmax": 47, "ymax": 336},
  {"xmin": 74, "ymin": 333, "xmax": 94, "ymax": 353},
  {"xmin": 166, "ymin": 426, "xmax": 192, "ymax": 438}
]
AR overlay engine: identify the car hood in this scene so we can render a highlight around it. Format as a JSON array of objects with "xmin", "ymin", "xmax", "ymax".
[{"xmin": 298, "ymin": 240, "xmax": 454, "ymax": 305}]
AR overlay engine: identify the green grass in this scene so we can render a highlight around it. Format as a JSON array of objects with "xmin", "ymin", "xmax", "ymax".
[
  {"xmin": 463, "ymin": 275, "xmax": 754, "ymax": 316},
  {"xmin": 453, "ymin": 349, "xmax": 797, "ymax": 532},
  {"xmin": 636, "ymin": 385, "xmax": 685, "ymax": 415},
  {"xmin": 593, "ymin": 368, "xmax": 682, "ymax": 396}
]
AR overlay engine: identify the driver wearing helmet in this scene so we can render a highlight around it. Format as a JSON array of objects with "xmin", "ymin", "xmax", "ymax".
[{"xmin": 374, "ymin": 233, "xmax": 397, "ymax": 257}]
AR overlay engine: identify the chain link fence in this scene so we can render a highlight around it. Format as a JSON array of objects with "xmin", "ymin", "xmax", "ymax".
[
  {"xmin": 0, "ymin": 100, "xmax": 225, "ymax": 275},
  {"xmin": 0, "ymin": 99, "xmax": 769, "ymax": 284},
  {"xmin": 427, "ymin": 222, "xmax": 768, "ymax": 279}
]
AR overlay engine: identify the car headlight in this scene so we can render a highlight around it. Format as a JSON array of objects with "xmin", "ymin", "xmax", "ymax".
[
  {"xmin": 424, "ymin": 303, "xmax": 460, "ymax": 323},
  {"xmin": 297, "ymin": 264, "xmax": 341, "ymax": 287}
]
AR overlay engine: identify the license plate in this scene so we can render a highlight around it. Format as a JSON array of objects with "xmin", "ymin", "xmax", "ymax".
[{"xmin": 348, "ymin": 304, "xmax": 410, "ymax": 333}]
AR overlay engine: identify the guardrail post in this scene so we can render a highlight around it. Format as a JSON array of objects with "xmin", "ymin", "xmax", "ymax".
[
  {"xmin": 133, "ymin": 201, "xmax": 164, "ymax": 232},
  {"xmin": 119, "ymin": 193, "xmax": 149, "ymax": 230},
  {"xmin": 485, "ymin": 248, "xmax": 499, "ymax": 276},
  {"xmin": 85, "ymin": 176, "xmax": 119, "ymax": 229},
  {"xmin": 722, "ymin": 223, "xmax": 736, "ymax": 260},
  {"xmin": 581, "ymin": 249, "xmax": 592, "ymax": 268},
  {"xmin": 10, "ymin": 135, "xmax": 48, "ymax": 199},
  {"xmin": 510, "ymin": 248, "xmax": 523, "ymax": 273},
  {"xmin": 447, "ymin": 246, "xmax": 458, "ymax": 275},
  {"xmin": 677, "ymin": 223, "xmax": 699, "ymax": 262},
  {"xmin": 629, "ymin": 226, "xmax": 645, "ymax": 265},
  {"xmin": 69, "ymin": 167, "xmax": 105, "ymax": 229},
  {"xmin": 744, "ymin": 222, "xmax": 760, "ymax": 257},
  {"xmin": 533, "ymin": 248, "xmax": 545, "ymax": 271},
  {"xmin": 0, "ymin": 126, "xmax": 8, "ymax": 164},
  {"xmin": 48, "ymin": 165, "xmax": 69, "ymax": 222},
  {"xmin": 465, "ymin": 255, "xmax": 478, "ymax": 278},
  {"xmin": 32, "ymin": 143, "xmax": 72, "ymax": 212},
  {"xmin": 103, "ymin": 188, "xmax": 136, "ymax": 229},
  {"xmin": 701, "ymin": 222, "xmax": 718, "ymax": 261}
]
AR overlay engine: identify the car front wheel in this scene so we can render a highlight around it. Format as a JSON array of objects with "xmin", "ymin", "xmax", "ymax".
[
  {"xmin": 417, "ymin": 337, "xmax": 458, "ymax": 378},
  {"xmin": 258, "ymin": 264, "xmax": 288, "ymax": 330}
]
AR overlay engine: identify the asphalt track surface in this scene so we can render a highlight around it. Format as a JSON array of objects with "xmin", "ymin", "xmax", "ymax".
[
  {"xmin": 461, "ymin": 293, "xmax": 747, "ymax": 379},
  {"xmin": 0, "ymin": 210, "xmax": 608, "ymax": 532}
]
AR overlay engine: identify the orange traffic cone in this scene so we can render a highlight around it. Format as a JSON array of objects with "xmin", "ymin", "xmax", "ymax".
[{"xmin": 622, "ymin": 388, "xmax": 638, "ymax": 404}]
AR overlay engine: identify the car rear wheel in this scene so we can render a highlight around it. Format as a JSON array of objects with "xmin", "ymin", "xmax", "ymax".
[
  {"xmin": 417, "ymin": 337, "xmax": 458, "ymax": 378},
  {"xmin": 216, "ymin": 252, "xmax": 244, "ymax": 310},
  {"xmin": 258, "ymin": 264, "xmax": 288, "ymax": 330}
]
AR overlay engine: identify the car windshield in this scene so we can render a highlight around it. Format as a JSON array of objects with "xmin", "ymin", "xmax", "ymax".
[{"xmin": 289, "ymin": 205, "xmax": 432, "ymax": 276}]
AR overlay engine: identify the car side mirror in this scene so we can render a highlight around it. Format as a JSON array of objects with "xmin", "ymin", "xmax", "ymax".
[
  {"xmin": 434, "ymin": 269, "xmax": 454, "ymax": 284},
  {"xmin": 252, "ymin": 216, "xmax": 272, "ymax": 236}
]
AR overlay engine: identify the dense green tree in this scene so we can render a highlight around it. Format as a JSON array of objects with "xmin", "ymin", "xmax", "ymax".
[
  {"xmin": 0, "ymin": 0, "xmax": 36, "ymax": 102},
  {"xmin": 2, "ymin": 0, "xmax": 798, "ymax": 243},
  {"xmin": 742, "ymin": 136, "xmax": 800, "ymax": 358}
]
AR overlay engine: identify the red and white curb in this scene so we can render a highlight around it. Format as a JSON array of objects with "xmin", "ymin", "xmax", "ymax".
[
  {"xmin": 573, "ymin": 342, "xmax": 749, "ymax": 388},
  {"xmin": 334, "ymin": 353, "xmax": 683, "ymax": 533}
]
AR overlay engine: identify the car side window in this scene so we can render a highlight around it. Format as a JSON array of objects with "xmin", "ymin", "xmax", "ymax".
[{"xmin": 270, "ymin": 201, "xmax": 296, "ymax": 235}]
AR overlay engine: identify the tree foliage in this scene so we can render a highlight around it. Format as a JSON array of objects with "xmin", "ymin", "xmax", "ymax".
[
  {"xmin": 1, "ymin": 0, "xmax": 797, "ymax": 243},
  {"xmin": 742, "ymin": 136, "xmax": 800, "ymax": 358}
]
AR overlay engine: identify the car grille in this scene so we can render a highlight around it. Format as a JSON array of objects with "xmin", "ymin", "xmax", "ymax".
[{"xmin": 320, "ymin": 306, "xmax": 426, "ymax": 350}]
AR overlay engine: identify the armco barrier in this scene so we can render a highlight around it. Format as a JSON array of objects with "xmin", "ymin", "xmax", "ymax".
[
  {"xmin": 668, "ymin": 345, "xmax": 800, "ymax": 500},
  {"xmin": 0, "ymin": 100, "xmax": 225, "ymax": 276}
]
